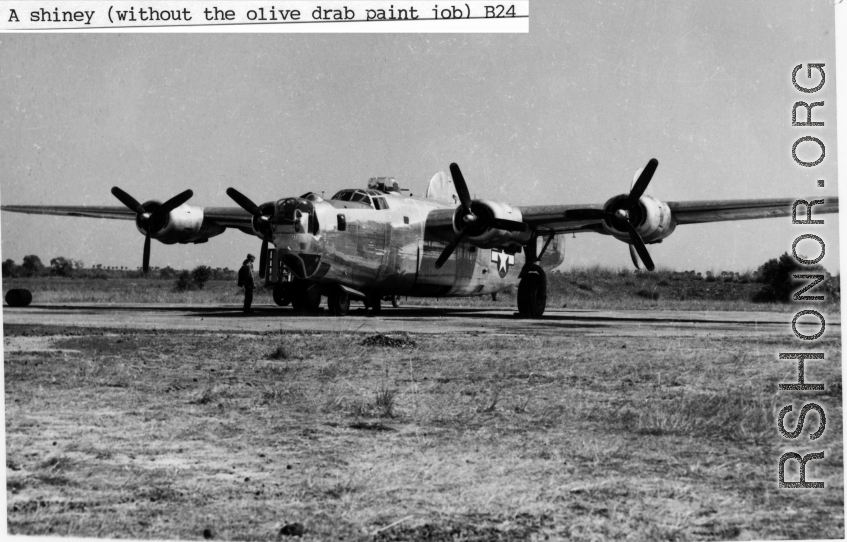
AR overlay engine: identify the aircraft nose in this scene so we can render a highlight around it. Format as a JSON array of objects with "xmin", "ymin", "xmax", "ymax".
[
  {"xmin": 277, "ymin": 233, "xmax": 312, "ymax": 252},
  {"xmin": 278, "ymin": 249, "xmax": 323, "ymax": 280}
]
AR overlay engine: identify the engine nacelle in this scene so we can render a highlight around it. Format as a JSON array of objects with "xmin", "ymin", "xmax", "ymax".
[
  {"xmin": 601, "ymin": 195, "xmax": 676, "ymax": 244},
  {"xmin": 454, "ymin": 199, "xmax": 532, "ymax": 249},
  {"xmin": 136, "ymin": 203, "xmax": 225, "ymax": 245}
]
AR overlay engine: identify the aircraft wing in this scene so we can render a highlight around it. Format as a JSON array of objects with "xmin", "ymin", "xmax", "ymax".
[
  {"xmin": 0, "ymin": 204, "xmax": 254, "ymax": 229},
  {"xmin": 518, "ymin": 197, "xmax": 839, "ymax": 233},
  {"xmin": 0, "ymin": 205, "xmax": 138, "ymax": 221},
  {"xmin": 665, "ymin": 198, "xmax": 838, "ymax": 224},
  {"xmin": 193, "ymin": 207, "xmax": 254, "ymax": 228}
]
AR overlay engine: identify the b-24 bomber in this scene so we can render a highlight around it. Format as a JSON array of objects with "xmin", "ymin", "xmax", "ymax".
[{"xmin": 2, "ymin": 159, "xmax": 838, "ymax": 317}]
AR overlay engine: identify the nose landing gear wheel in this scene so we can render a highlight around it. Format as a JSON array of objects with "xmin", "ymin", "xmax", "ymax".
[
  {"xmin": 517, "ymin": 270, "xmax": 547, "ymax": 318},
  {"xmin": 272, "ymin": 283, "xmax": 291, "ymax": 306},
  {"xmin": 291, "ymin": 281, "xmax": 321, "ymax": 313},
  {"xmin": 328, "ymin": 288, "xmax": 350, "ymax": 316}
]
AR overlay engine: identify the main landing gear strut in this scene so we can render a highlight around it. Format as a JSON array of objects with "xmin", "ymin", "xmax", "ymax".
[{"xmin": 516, "ymin": 233, "xmax": 553, "ymax": 318}]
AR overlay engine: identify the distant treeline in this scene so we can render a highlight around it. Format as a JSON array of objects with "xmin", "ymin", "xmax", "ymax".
[
  {"xmin": 2, "ymin": 255, "xmax": 237, "ymax": 282},
  {"xmin": 1, "ymin": 252, "xmax": 838, "ymax": 304},
  {"xmin": 545, "ymin": 253, "xmax": 838, "ymax": 304}
]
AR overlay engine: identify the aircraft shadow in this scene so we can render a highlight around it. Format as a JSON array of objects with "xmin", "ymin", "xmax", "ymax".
[{"xmin": 8, "ymin": 303, "xmax": 797, "ymax": 327}]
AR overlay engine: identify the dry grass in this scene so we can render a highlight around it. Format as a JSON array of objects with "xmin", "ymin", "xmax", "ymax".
[
  {"xmin": 4, "ymin": 326, "xmax": 843, "ymax": 540},
  {"xmin": 5, "ymin": 268, "xmax": 840, "ymax": 313},
  {"xmin": 2, "ymin": 278, "xmax": 274, "ymax": 305}
]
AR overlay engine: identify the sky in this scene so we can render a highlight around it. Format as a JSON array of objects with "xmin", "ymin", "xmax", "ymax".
[{"xmin": 0, "ymin": 0, "xmax": 840, "ymax": 273}]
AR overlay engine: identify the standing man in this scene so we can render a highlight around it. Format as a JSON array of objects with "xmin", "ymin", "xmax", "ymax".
[{"xmin": 238, "ymin": 254, "xmax": 256, "ymax": 313}]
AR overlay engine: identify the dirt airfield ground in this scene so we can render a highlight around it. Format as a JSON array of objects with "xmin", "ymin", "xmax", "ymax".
[{"xmin": 3, "ymin": 303, "xmax": 844, "ymax": 540}]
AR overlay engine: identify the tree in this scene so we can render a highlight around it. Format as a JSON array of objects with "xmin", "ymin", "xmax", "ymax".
[
  {"xmin": 50, "ymin": 256, "xmax": 74, "ymax": 277},
  {"xmin": 754, "ymin": 252, "xmax": 827, "ymax": 303},
  {"xmin": 191, "ymin": 265, "xmax": 212, "ymax": 289},
  {"xmin": 175, "ymin": 270, "xmax": 193, "ymax": 291},
  {"xmin": 160, "ymin": 266, "xmax": 176, "ymax": 279},
  {"xmin": 2, "ymin": 259, "xmax": 17, "ymax": 277},
  {"xmin": 21, "ymin": 255, "xmax": 44, "ymax": 277}
]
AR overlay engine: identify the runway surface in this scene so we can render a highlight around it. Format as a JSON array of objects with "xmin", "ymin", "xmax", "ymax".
[{"xmin": 3, "ymin": 303, "xmax": 836, "ymax": 338}]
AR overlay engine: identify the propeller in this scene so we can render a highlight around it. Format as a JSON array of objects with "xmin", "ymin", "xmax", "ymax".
[
  {"xmin": 111, "ymin": 187, "xmax": 193, "ymax": 273},
  {"xmin": 434, "ymin": 228, "xmax": 467, "ymax": 269},
  {"xmin": 622, "ymin": 219, "xmax": 655, "ymax": 271},
  {"xmin": 628, "ymin": 245, "xmax": 642, "ymax": 271},
  {"xmin": 226, "ymin": 188, "xmax": 274, "ymax": 278},
  {"xmin": 629, "ymin": 158, "xmax": 658, "ymax": 204},
  {"xmin": 605, "ymin": 158, "xmax": 659, "ymax": 271},
  {"xmin": 434, "ymin": 163, "xmax": 526, "ymax": 269}
]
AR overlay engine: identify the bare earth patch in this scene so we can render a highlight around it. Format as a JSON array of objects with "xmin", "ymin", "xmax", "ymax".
[{"xmin": 4, "ymin": 325, "xmax": 843, "ymax": 540}]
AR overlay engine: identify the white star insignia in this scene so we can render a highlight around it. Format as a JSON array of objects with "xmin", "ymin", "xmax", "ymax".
[{"xmin": 490, "ymin": 250, "xmax": 515, "ymax": 275}]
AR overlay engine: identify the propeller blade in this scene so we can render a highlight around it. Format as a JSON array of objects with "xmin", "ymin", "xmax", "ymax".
[
  {"xmin": 434, "ymin": 230, "xmax": 466, "ymax": 269},
  {"xmin": 161, "ymin": 189, "xmax": 194, "ymax": 213},
  {"xmin": 111, "ymin": 187, "xmax": 145, "ymax": 215},
  {"xmin": 622, "ymin": 221, "xmax": 654, "ymax": 271},
  {"xmin": 631, "ymin": 168, "xmax": 643, "ymax": 191},
  {"xmin": 449, "ymin": 163, "xmax": 473, "ymax": 215},
  {"xmin": 628, "ymin": 244, "xmax": 642, "ymax": 270},
  {"xmin": 142, "ymin": 233, "xmax": 151, "ymax": 273},
  {"xmin": 490, "ymin": 218, "xmax": 527, "ymax": 233},
  {"xmin": 628, "ymin": 158, "xmax": 659, "ymax": 203},
  {"xmin": 259, "ymin": 238, "xmax": 268, "ymax": 279},
  {"xmin": 226, "ymin": 187, "xmax": 262, "ymax": 216}
]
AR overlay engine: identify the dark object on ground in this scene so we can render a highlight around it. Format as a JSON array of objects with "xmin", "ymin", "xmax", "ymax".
[
  {"xmin": 5, "ymin": 289, "xmax": 32, "ymax": 307},
  {"xmin": 279, "ymin": 523, "xmax": 305, "ymax": 537},
  {"xmin": 203, "ymin": 528, "xmax": 213, "ymax": 539},
  {"xmin": 361, "ymin": 334, "xmax": 416, "ymax": 348}
]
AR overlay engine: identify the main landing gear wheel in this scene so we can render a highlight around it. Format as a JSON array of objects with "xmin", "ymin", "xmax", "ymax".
[
  {"xmin": 389, "ymin": 295, "xmax": 400, "ymax": 308},
  {"xmin": 291, "ymin": 281, "xmax": 321, "ymax": 313},
  {"xmin": 517, "ymin": 269, "xmax": 547, "ymax": 318},
  {"xmin": 272, "ymin": 283, "xmax": 291, "ymax": 307},
  {"xmin": 328, "ymin": 288, "xmax": 350, "ymax": 316}
]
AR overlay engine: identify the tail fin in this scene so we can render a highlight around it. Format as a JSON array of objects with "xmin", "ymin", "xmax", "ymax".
[{"xmin": 425, "ymin": 171, "xmax": 459, "ymax": 205}]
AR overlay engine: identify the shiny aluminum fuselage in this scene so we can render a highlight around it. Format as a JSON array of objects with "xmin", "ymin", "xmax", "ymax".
[{"xmin": 270, "ymin": 192, "xmax": 564, "ymax": 297}]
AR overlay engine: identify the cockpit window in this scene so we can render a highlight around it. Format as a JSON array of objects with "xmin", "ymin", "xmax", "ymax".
[
  {"xmin": 331, "ymin": 189, "xmax": 383, "ymax": 209},
  {"xmin": 279, "ymin": 198, "xmax": 299, "ymax": 221},
  {"xmin": 351, "ymin": 191, "xmax": 370, "ymax": 204}
]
